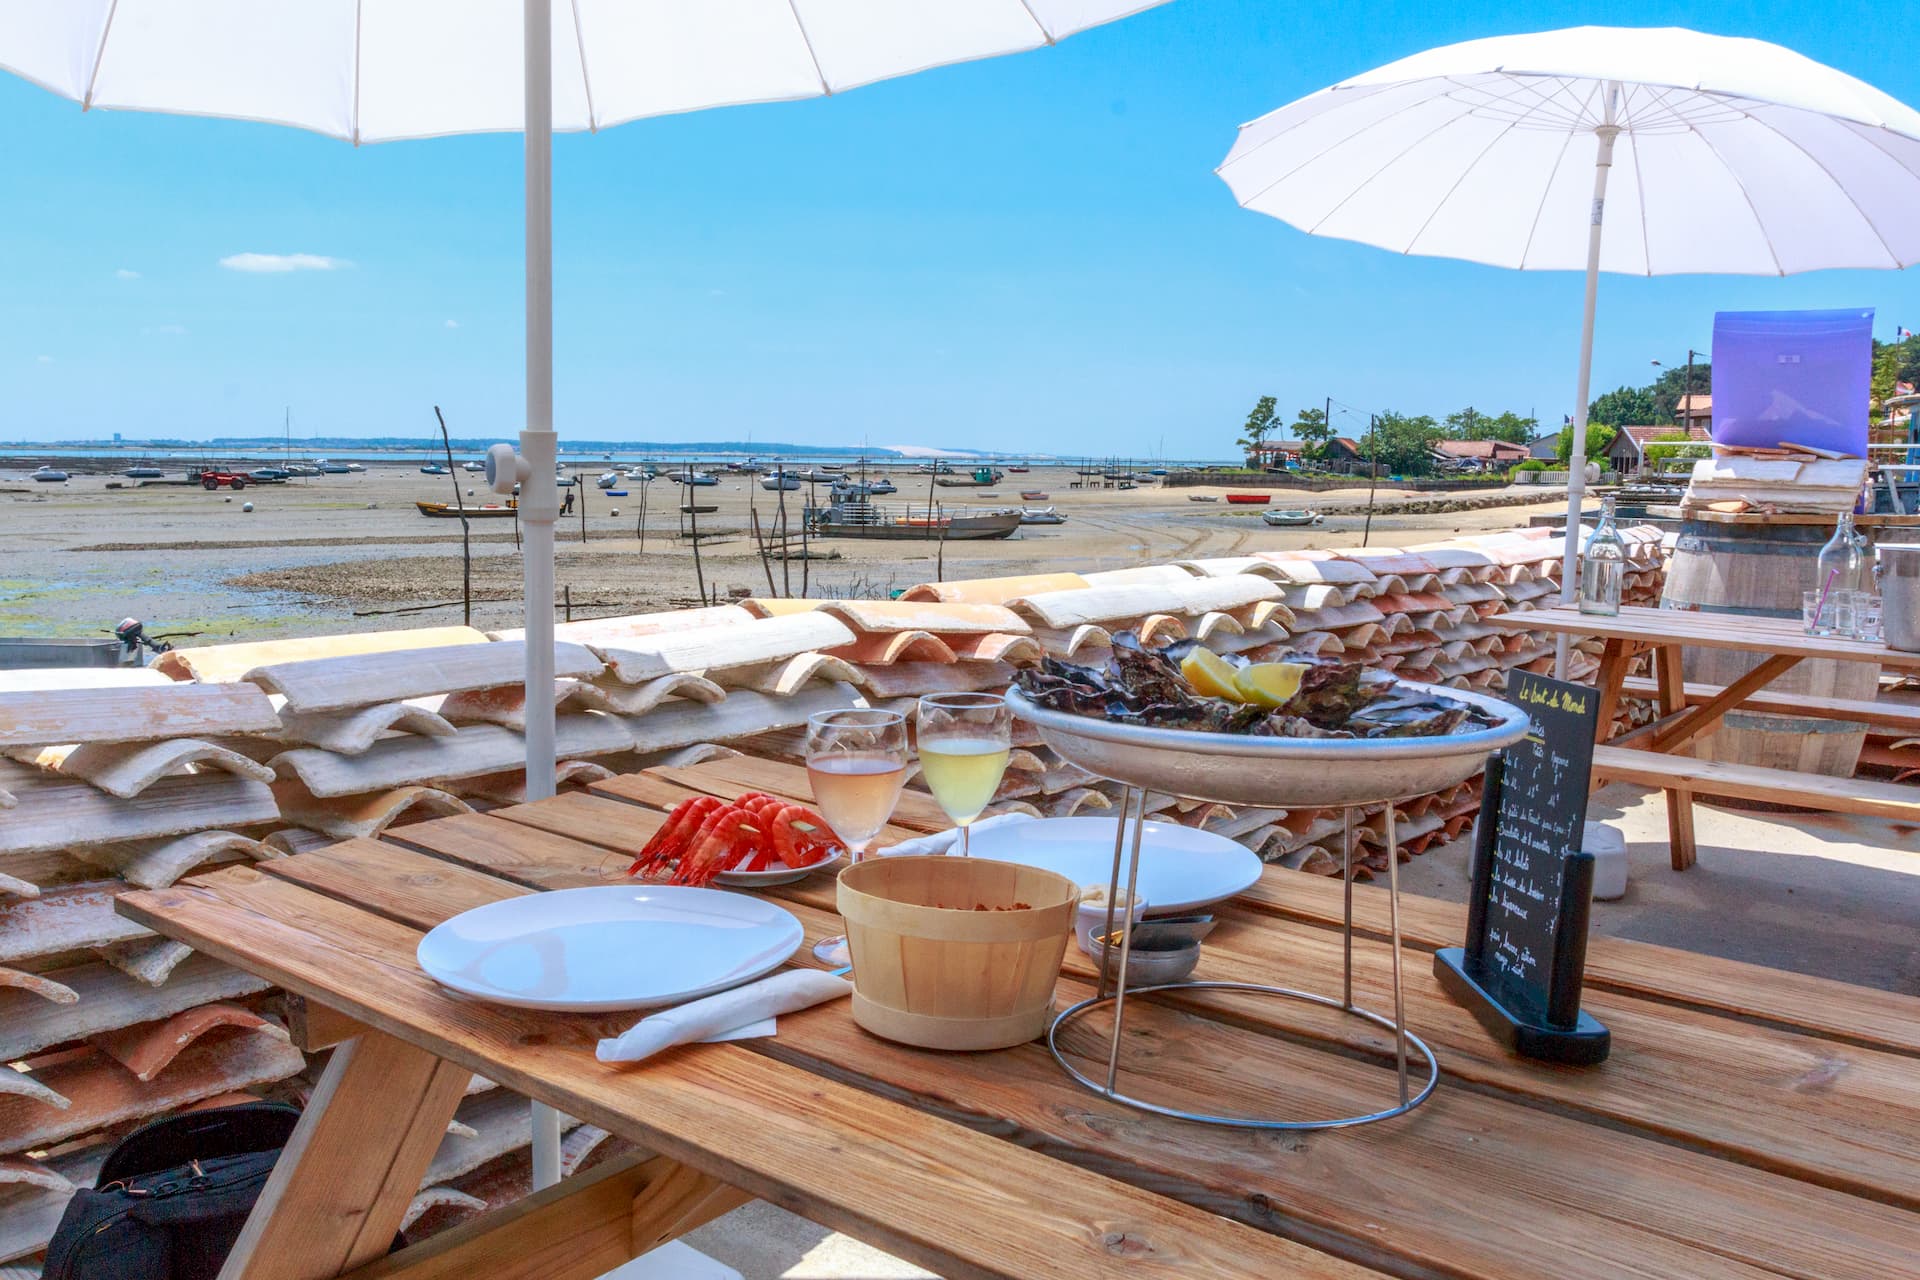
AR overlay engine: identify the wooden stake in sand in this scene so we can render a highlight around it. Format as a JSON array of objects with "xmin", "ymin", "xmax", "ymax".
[
  {"xmin": 685, "ymin": 463, "xmax": 707, "ymax": 605},
  {"xmin": 432, "ymin": 405, "xmax": 472, "ymax": 627}
]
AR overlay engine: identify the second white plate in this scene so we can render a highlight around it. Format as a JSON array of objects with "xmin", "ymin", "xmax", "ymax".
[
  {"xmin": 965, "ymin": 816, "xmax": 1263, "ymax": 915},
  {"xmin": 416, "ymin": 885, "xmax": 803, "ymax": 1012}
]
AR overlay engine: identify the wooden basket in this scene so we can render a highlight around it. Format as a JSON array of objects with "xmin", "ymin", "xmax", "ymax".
[{"xmin": 836, "ymin": 856, "xmax": 1077, "ymax": 1051}]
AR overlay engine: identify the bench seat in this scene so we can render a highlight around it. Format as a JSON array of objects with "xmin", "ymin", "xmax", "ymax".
[{"xmin": 1617, "ymin": 675, "xmax": 1920, "ymax": 733}]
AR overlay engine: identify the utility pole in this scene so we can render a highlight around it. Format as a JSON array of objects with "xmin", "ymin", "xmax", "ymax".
[{"xmin": 1362, "ymin": 414, "xmax": 1380, "ymax": 547}]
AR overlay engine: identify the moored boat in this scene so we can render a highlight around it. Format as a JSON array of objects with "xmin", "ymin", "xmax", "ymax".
[
  {"xmin": 761, "ymin": 473, "xmax": 802, "ymax": 491},
  {"xmin": 30, "ymin": 466, "xmax": 69, "ymax": 482},
  {"xmin": 124, "ymin": 465, "xmax": 164, "ymax": 479},
  {"xmin": 1225, "ymin": 493, "xmax": 1270, "ymax": 506},
  {"xmin": 1187, "ymin": 494, "xmax": 1219, "ymax": 502},
  {"xmin": 1020, "ymin": 506, "xmax": 1066, "ymax": 525},
  {"xmin": 809, "ymin": 501, "xmax": 1020, "ymax": 541},
  {"xmin": 416, "ymin": 500, "xmax": 517, "ymax": 518},
  {"xmin": 1262, "ymin": 508, "xmax": 1324, "ymax": 527},
  {"xmin": 1019, "ymin": 490, "xmax": 1049, "ymax": 501}
]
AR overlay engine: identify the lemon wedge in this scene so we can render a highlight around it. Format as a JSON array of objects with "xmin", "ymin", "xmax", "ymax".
[
  {"xmin": 1235, "ymin": 662, "xmax": 1309, "ymax": 709},
  {"xmin": 1179, "ymin": 647, "xmax": 1245, "ymax": 701}
]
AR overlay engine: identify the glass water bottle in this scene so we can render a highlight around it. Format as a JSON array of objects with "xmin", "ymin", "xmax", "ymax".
[
  {"xmin": 1812, "ymin": 512, "xmax": 1870, "ymax": 636},
  {"xmin": 1578, "ymin": 495, "xmax": 1627, "ymax": 617}
]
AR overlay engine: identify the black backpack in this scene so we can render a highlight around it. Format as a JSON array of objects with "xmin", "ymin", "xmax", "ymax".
[{"xmin": 44, "ymin": 1102, "xmax": 300, "ymax": 1280}]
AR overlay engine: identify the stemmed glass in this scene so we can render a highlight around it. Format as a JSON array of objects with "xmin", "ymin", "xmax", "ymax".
[
  {"xmin": 804, "ymin": 708, "xmax": 909, "ymax": 965},
  {"xmin": 915, "ymin": 693, "xmax": 1013, "ymax": 858}
]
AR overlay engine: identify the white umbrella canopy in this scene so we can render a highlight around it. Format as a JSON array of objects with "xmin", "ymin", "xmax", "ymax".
[
  {"xmin": 1216, "ymin": 26, "xmax": 1920, "ymax": 669},
  {"xmin": 3, "ymin": 0, "xmax": 1168, "ymax": 1190},
  {"xmin": 2, "ymin": 0, "xmax": 1167, "ymax": 139}
]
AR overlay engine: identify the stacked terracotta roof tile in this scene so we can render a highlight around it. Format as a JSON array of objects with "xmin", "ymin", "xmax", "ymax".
[{"xmin": 0, "ymin": 524, "xmax": 1665, "ymax": 1263}]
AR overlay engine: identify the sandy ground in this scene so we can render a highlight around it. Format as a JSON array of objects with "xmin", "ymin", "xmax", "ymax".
[{"xmin": 0, "ymin": 462, "xmax": 1574, "ymax": 642}]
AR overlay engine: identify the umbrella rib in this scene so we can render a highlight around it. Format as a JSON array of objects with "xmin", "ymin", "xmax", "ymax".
[
  {"xmin": 1514, "ymin": 126, "xmax": 1578, "ymax": 270},
  {"xmin": 1623, "ymin": 120, "xmax": 1652, "ymax": 275},
  {"xmin": 1304, "ymin": 96, "xmax": 1501, "ymax": 241},
  {"xmin": 1749, "ymin": 113, "xmax": 1905, "ymax": 269},
  {"xmin": 1014, "ymin": 0, "xmax": 1057, "ymax": 44},
  {"xmin": 80, "ymin": 0, "xmax": 121, "ymax": 111},
  {"xmin": 784, "ymin": 1, "xmax": 832, "ymax": 95},
  {"xmin": 1686, "ymin": 125, "xmax": 1788, "ymax": 276},
  {"xmin": 351, "ymin": 0, "xmax": 363, "ymax": 145},
  {"xmin": 568, "ymin": 0, "xmax": 598, "ymax": 130},
  {"xmin": 1403, "ymin": 115, "xmax": 1523, "ymax": 256},
  {"xmin": 1224, "ymin": 81, "xmax": 1451, "ymax": 211}
]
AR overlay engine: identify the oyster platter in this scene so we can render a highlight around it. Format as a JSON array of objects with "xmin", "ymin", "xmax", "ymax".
[{"xmin": 1007, "ymin": 633, "xmax": 1530, "ymax": 808}]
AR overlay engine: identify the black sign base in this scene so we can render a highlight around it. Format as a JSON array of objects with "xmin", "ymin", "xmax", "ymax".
[{"xmin": 1434, "ymin": 948, "xmax": 1610, "ymax": 1066}]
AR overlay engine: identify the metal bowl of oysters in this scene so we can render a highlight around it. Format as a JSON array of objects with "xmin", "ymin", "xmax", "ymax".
[{"xmin": 1006, "ymin": 634, "xmax": 1529, "ymax": 808}]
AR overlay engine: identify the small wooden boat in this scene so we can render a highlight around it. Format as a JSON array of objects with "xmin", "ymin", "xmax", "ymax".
[
  {"xmin": 1007, "ymin": 465, "xmax": 1030, "ymax": 473},
  {"xmin": 1187, "ymin": 494, "xmax": 1219, "ymax": 503},
  {"xmin": 1262, "ymin": 508, "xmax": 1324, "ymax": 527},
  {"xmin": 680, "ymin": 503, "xmax": 719, "ymax": 515},
  {"xmin": 1225, "ymin": 493, "xmax": 1270, "ymax": 506},
  {"xmin": 124, "ymin": 466, "xmax": 164, "ymax": 479},
  {"xmin": 1019, "ymin": 490, "xmax": 1049, "ymax": 501},
  {"xmin": 604, "ymin": 490, "xmax": 629, "ymax": 497},
  {"xmin": 420, "ymin": 463, "xmax": 449, "ymax": 475},
  {"xmin": 416, "ymin": 500, "xmax": 517, "ymax": 518}
]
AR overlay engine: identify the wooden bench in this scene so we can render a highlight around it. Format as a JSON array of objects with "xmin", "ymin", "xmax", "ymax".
[
  {"xmin": 1617, "ymin": 675, "xmax": 1920, "ymax": 734},
  {"xmin": 1591, "ymin": 744, "xmax": 1920, "ymax": 869}
]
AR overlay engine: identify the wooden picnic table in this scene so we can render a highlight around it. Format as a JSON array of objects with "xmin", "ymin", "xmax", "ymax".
[
  {"xmin": 117, "ymin": 754, "xmax": 1920, "ymax": 1280},
  {"xmin": 1489, "ymin": 604, "xmax": 1920, "ymax": 869}
]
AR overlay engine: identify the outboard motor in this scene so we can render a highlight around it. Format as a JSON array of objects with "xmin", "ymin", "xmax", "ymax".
[{"xmin": 114, "ymin": 618, "xmax": 173, "ymax": 664}]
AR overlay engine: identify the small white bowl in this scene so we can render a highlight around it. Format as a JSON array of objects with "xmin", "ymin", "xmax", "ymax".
[{"xmin": 1075, "ymin": 889, "xmax": 1147, "ymax": 956}]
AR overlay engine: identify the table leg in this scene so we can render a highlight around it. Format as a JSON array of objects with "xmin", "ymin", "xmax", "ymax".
[
  {"xmin": 1385, "ymin": 806, "xmax": 1408, "ymax": 1107},
  {"xmin": 1341, "ymin": 807, "xmax": 1353, "ymax": 1011},
  {"xmin": 220, "ymin": 1030, "xmax": 470, "ymax": 1280},
  {"xmin": 1590, "ymin": 638, "xmax": 1633, "ymax": 745},
  {"xmin": 1649, "ymin": 651, "xmax": 1803, "ymax": 756},
  {"xmin": 1651, "ymin": 646, "xmax": 1699, "ymax": 870}
]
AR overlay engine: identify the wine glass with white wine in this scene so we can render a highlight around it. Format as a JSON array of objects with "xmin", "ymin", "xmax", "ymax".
[
  {"xmin": 804, "ymin": 708, "xmax": 910, "ymax": 966},
  {"xmin": 915, "ymin": 693, "xmax": 1013, "ymax": 858}
]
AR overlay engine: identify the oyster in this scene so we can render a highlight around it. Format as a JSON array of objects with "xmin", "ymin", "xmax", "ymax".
[{"xmin": 1011, "ymin": 632, "xmax": 1497, "ymax": 741}]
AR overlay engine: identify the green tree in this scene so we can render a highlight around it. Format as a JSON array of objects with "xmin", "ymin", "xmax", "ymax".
[
  {"xmin": 1370, "ymin": 412, "xmax": 1443, "ymax": 476},
  {"xmin": 1587, "ymin": 385, "xmax": 1659, "ymax": 429},
  {"xmin": 1870, "ymin": 339, "xmax": 1919, "ymax": 412},
  {"xmin": 1650, "ymin": 361, "xmax": 1711, "ymax": 424},
  {"xmin": 1291, "ymin": 405, "xmax": 1332, "ymax": 460},
  {"xmin": 1558, "ymin": 420, "xmax": 1618, "ymax": 463},
  {"xmin": 1237, "ymin": 395, "xmax": 1279, "ymax": 462},
  {"xmin": 1447, "ymin": 407, "xmax": 1534, "ymax": 444}
]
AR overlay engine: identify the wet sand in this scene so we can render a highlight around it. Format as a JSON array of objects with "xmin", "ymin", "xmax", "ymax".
[{"xmin": 1, "ymin": 463, "xmax": 1574, "ymax": 643}]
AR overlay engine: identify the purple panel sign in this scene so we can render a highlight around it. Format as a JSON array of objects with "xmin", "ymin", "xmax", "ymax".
[{"xmin": 1712, "ymin": 309, "xmax": 1873, "ymax": 456}]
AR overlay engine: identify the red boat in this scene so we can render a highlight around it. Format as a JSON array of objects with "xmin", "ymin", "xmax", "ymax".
[{"xmin": 1225, "ymin": 493, "xmax": 1270, "ymax": 506}]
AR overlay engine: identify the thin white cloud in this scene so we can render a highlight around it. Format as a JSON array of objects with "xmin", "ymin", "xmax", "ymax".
[
  {"xmin": 445, "ymin": 319, "xmax": 459, "ymax": 329},
  {"xmin": 219, "ymin": 252, "xmax": 349, "ymax": 274},
  {"xmin": 36, "ymin": 355, "xmax": 52, "ymax": 364},
  {"xmin": 116, "ymin": 268, "xmax": 140, "ymax": 280}
]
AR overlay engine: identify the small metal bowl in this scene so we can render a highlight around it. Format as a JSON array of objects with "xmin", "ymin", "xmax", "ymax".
[{"xmin": 1089, "ymin": 935, "xmax": 1201, "ymax": 986}]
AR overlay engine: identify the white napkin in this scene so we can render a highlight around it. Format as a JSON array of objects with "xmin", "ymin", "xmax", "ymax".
[
  {"xmin": 596, "ymin": 969, "xmax": 852, "ymax": 1064},
  {"xmin": 882, "ymin": 811, "xmax": 1035, "ymax": 857}
]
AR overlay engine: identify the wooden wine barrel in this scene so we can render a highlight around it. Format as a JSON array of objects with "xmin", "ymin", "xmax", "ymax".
[{"xmin": 1660, "ymin": 519, "xmax": 1878, "ymax": 777}]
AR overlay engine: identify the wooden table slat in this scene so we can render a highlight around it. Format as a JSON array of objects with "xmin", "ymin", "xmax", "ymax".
[{"xmin": 1491, "ymin": 605, "xmax": 1920, "ymax": 671}]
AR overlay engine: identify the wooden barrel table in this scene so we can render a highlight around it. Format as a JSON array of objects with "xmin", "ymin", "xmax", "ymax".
[{"xmin": 1660, "ymin": 517, "xmax": 1878, "ymax": 777}]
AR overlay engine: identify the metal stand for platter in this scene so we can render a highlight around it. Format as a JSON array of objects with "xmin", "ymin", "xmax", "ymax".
[{"xmin": 1047, "ymin": 785, "xmax": 1439, "ymax": 1130}]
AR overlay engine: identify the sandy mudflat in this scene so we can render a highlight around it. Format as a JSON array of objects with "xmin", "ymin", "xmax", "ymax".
[{"xmin": 1, "ymin": 462, "xmax": 1574, "ymax": 644}]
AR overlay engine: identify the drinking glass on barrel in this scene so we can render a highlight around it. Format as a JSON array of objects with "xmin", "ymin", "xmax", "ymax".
[
  {"xmin": 915, "ymin": 693, "xmax": 1013, "ymax": 857},
  {"xmin": 804, "ymin": 708, "xmax": 909, "ymax": 966}
]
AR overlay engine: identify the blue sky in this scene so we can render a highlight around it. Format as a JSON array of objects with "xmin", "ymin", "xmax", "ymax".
[{"xmin": 5, "ymin": 0, "xmax": 1916, "ymax": 456}]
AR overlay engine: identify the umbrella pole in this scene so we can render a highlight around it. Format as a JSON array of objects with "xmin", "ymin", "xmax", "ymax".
[
  {"xmin": 521, "ymin": 0, "xmax": 566, "ymax": 1192},
  {"xmin": 1556, "ymin": 85, "xmax": 1622, "ymax": 679}
]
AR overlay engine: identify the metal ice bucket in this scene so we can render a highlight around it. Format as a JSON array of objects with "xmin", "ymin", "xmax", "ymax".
[{"xmin": 1878, "ymin": 544, "xmax": 1920, "ymax": 653}]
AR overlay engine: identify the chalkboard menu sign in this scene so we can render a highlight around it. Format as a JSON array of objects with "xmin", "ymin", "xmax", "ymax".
[{"xmin": 1435, "ymin": 672, "xmax": 1610, "ymax": 1064}]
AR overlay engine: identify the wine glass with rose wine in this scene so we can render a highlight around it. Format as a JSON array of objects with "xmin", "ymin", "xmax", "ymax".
[
  {"xmin": 804, "ymin": 708, "xmax": 910, "ymax": 966},
  {"xmin": 915, "ymin": 693, "xmax": 1013, "ymax": 857}
]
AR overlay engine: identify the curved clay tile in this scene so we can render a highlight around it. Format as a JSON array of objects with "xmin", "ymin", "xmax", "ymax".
[
  {"xmin": 1046, "ymin": 788, "xmax": 1113, "ymax": 818},
  {"xmin": 898, "ymin": 572, "xmax": 1089, "ymax": 604},
  {"xmin": 1004, "ymin": 749, "xmax": 1045, "ymax": 775},
  {"xmin": 1028, "ymin": 624, "xmax": 1112, "ymax": 658},
  {"xmin": 984, "ymin": 799, "xmax": 1044, "ymax": 820},
  {"xmin": 1192, "ymin": 612, "xmax": 1245, "ymax": 642},
  {"xmin": 1136, "ymin": 614, "xmax": 1188, "ymax": 646},
  {"xmin": 0, "ymin": 1154, "xmax": 74, "ymax": 1194},
  {"xmin": 561, "ymin": 1123, "xmax": 615, "ymax": 1177},
  {"xmin": 720, "ymin": 654, "xmax": 862, "ymax": 697},
  {"xmin": 450, "ymin": 761, "xmax": 615, "ymax": 805},
  {"xmin": 100, "ymin": 937, "xmax": 195, "ymax": 986},
  {"xmin": 271, "ymin": 778, "xmax": 473, "ymax": 841},
  {"xmin": 572, "ymin": 672, "xmax": 725, "ymax": 716},
  {"xmin": 824, "ymin": 631, "xmax": 956, "ymax": 666},
  {"xmin": 817, "ymin": 599, "xmax": 1029, "ymax": 636},
  {"xmin": 0, "ymin": 1067, "xmax": 69, "ymax": 1111},
  {"xmin": 655, "ymin": 742, "xmax": 744, "ymax": 768},
  {"xmin": 273, "ymin": 701, "xmax": 459, "ymax": 755},
  {"xmin": 0, "ymin": 871, "xmax": 36, "ymax": 900},
  {"xmin": 56, "ymin": 739, "xmax": 275, "ymax": 799},
  {"xmin": 0, "ymin": 965, "xmax": 78, "ymax": 1005},
  {"xmin": 846, "ymin": 660, "xmax": 1013, "ymax": 700},
  {"xmin": 74, "ymin": 830, "xmax": 274, "ymax": 890},
  {"xmin": 403, "ymin": 1186, "xmax": 487, "ymax": 1232},
  {"xmin": 944, "ymin": 632, "xmax": 1043, "ymax": 665},
  {"xmin": 91, "ymin": 1003, "xmax": 287, "ymax": 1083},
  {"xmin": 262, "ymin": 827, "xmax": 335, "ymax": 856}
]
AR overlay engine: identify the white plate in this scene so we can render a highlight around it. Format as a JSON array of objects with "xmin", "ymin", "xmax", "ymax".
[
  {"xmin": 965, "ymin": 816, "xmax": 1263, "ymax": 915},
  {"xmin": 416, "ymin": 886, "xmax": 804, "ymax": 1012},
  {"xmin": 714, "ymin": 850, "xmax": 844, "ymax": 888}
]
